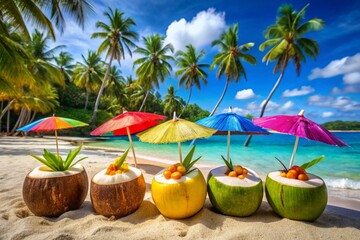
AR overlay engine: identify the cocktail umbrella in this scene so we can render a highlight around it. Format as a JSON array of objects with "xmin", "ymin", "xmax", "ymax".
[
  {"xmin": 253, "ymin": 109, "xmax": 349, "ymax": 168},
  {"xmin": 17, "ymin": 115, "xmax": 88, "ymax": 157},
  {"xmin": 196, "ymin": 107, "xmax": 269, "ymax": 162},
  {"xmin": 90, "ymin": 110, "xmax": 166, "ymax": 167},
  {"xmin": 137, "ymin": 112, "xmax": 216, "ymax": 164}
]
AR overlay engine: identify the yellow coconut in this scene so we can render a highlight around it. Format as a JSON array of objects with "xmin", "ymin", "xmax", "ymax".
[
  {"xmin": 151, "ymin": 168, "xmax": 206, "ymax": 219},
  {"xmin": 22, "ymin": 164, "xmax": 88, "ymax": 217},
  {"xmin": 90, "ymin": 166, "xmax": 146, "ymax": 218}
]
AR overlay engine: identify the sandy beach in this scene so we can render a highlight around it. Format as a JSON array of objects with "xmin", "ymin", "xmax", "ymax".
[{"xmin": 0, "ymin": 136, "xmax": 359, "ymax": 240}]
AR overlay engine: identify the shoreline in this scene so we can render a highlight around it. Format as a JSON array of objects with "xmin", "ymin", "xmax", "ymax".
[{"xmin": 1, "ymin": 136, "xmax": 360, "ymax": 239}]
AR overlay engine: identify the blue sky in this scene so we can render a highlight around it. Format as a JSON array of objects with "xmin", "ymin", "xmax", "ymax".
[{"xmin": 49, "ymin": 0, "xmax": 360, "ymax": 123}]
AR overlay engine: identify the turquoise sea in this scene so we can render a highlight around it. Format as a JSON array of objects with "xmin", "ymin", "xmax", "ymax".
[{"xmin": 86, "ymin": 132, "xmax": 360, "ymax": 190}]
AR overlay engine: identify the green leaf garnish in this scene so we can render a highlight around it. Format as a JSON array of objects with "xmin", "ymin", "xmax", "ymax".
[
  {"xmin": 114, "ymin": 147, "xmax": 130, "ymax": 168},
  {"xmin": 221, "ymin": 155, "xmax": 233, "ymax": 171},
  {"xmin": 183, "ymin": 145, "xmax": 202, "ymax": 174},
  {"xmin": 30, "ymin": 145, "xmax": 87, "ymax": 171},
  {"xmin": 300, "ymin": 155, "xmax": 325, "ymax": 170}
]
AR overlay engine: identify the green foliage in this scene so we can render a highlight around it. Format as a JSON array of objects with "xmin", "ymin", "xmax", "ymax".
[
  {"xmin": 114, "ymin": 147, "xmax": 130, "ymax": 168},
  {"xmin": 221, "ymin": 155, "xmax": 234, "ymax": 171},
  {"xmin": 181, "ymin": 104, "xmax": 210, "ymax": 122},
  {"xmin": 30, "ymin": 145, "xmax": 87, "ymax": 171},
  {"xmin": 183, "ymin": 145, "xmax": 201, "ymax": 174},
  {"xmin": 322, "ymin": 121, "xmax": 360, "ymax": 130},
  {"xmin": 300, "ymin": 156, "xmax": 325, "ymax": 170}
]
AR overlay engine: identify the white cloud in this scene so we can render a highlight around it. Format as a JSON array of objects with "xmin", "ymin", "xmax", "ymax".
[
  {"xmin": 165, "ymin": 8, "xmax": 226, "ymax": 51},
  {"xmin": 308, "ymin": 53, "xmax": 360, "ymax": 80},
  {"xmin": 279, "ymin": 101, "xmax": 294, "ymax": 111},
  {"xmin": 235, "ymin": 89, "xmax": 255, "ymax": 100},
  {"xmin": 222, "ymin": 107, "xmax": 250, "ymax": 116},
  {"xmin": 308, "ymin": 95, "xmax": 360, "ymax": 112},
  {"xmin": 282, "ymin": 86, "xmax": 315, "ymax": 97},
  {"xmin": 260, "ymin": 100, "xmax": 280, "ymax": 112},
  {"xmin": 322, "ymin": 112, "xmax": 334, "ymax": 118},
  {"xmin": 343, "ymin": 72, "xmax": 360, "ymax": 84}
]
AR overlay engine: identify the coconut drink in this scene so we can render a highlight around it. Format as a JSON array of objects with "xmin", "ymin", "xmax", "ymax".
[
  {"xmin": 265, "ymin": 157, "xmax": 327, "ymax": 221},
  {"xmin": 90, "ymin": 148, "xmax": 146, "ymax": 218},
  {"xmin": 151, "ymin": 145, "xmax": 207, "ymax": 219},
  {"xmin": 207, "ymin": 156, "xmax": 263, "ymax": 217},
  {"xmin": 23, "ymin": 145, "xmax": 88, "ymax": 217}
]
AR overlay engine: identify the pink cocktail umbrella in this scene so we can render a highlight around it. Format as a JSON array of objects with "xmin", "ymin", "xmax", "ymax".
[
  {"xmin": 90, "ymin": 110, "xmax": 166, "ymax": 167},
  {"xmin": 253, "ymin": 109, "xmax": 348, "ymax": 168}
]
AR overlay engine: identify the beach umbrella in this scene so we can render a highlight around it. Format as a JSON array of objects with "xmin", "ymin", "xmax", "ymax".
[
  {"xmin": 253, "ymin": 109, "xmax": 349, "ymax": 168},
  {"xmin": 137, "ymin": 112, "xmax": 216, "ymax": 164},
  {"xmin": 90, "ymin": 110, "xmax": 166, "ymax": 167},
  {"xmin": 17, "ymin": 115, "xmax": 88, "ymax": 156},
  {"xmin": 196, "ymin": 107, "xmax": 269, "ymax": 162}
]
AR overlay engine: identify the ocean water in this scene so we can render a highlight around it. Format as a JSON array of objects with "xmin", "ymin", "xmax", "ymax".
[{"xmin": 86, "ymin": 132, "xmax": 360, "ymax": 190}]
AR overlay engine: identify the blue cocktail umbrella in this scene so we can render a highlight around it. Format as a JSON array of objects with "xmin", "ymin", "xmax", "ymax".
[{"xmin": 196, "ymin": 107, "xmax": 269, "ymax": 162}]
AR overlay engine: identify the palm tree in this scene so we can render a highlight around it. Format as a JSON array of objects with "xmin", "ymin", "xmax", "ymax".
[
  {"xmin": 163, "ymin": 85, "xmax": 183, "ymax": 117},
  {"xmin": 53, "ymin": 51, "xmax": 75, "ymax": 83},
  {"xmin": 104, "ymin": 65, "xmax": 128, "ymax": 107},
  {"xmin": 0, "ymin": 0, "xmax": 94, "ymax": 82},
  {"xmin": 244, "ymin": 3, "xmax": 324, "ymax": 146},
  {"xmin": 0, "ymin": 0, "xmax": 94, "ymax": 40},
  {"xmin": 175, "ymin": 44, "xmax": 209, "ymax": 117},
  {"xmin": 72, "ymin": 51, "xmax": 104, "ymax": 110},
  {"xmin": 133, "ymin": 34, "xmax": 174, "ymax": 112},
  {"xmin": 210, "ymin": 23, "xmax": 256, "ymax": 116},
  {"xmin": 91, "ymin": 7, "xmax": 138, "ymax": 124}
]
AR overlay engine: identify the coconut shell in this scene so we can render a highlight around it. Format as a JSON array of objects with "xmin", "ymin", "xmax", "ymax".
[
  {"xmin": 90, "ymin": 173, "xmax": 146, "ymax": 218},
  {"xmin": 22, "ymin": 167, "xmax": 88, "ymax": 217}
]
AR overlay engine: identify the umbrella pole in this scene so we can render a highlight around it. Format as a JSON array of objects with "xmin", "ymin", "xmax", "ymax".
[
  {"xmin": 178, "ymin": 142, "xmax": 183, "ymax": 164},
  {"xmin": 289, "ymin": 136, "xmax": 299, "ymax": 169},
  {"xmin": 227, "ymin": 130, "xmax": 231, "ymax": 162},
  {"xmin": 54, "ymin": 129, "xmax": 60, "ymax": 157},
  {"xmin": 126, "ymin": 127, "xmax": 138, "ymax": 168}
]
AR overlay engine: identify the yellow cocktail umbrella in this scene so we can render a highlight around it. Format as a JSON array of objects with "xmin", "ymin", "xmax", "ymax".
[{"xmin": 137, "ymin": 112, "xmax": 216, "ymax": 164}]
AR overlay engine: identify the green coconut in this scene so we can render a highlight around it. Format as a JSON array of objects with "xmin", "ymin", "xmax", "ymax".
[
  {"xmin": 207, "ymin": 166, "xmax": 263, "ymax": 217},
  {"xmin": 265, "ymin": 171, "xmax": 328, "ymax": 221}
]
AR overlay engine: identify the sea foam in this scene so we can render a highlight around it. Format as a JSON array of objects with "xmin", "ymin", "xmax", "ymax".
[{"xmin": 324, "ymin": 177, "xmax": 360, "ymax": 190}]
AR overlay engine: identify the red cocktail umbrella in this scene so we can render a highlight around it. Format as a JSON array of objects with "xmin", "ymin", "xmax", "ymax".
[
  {"xmin": 253, "ymin": 109, "xmax": 348, "ymax": 168},
  {"xmin": 90, "ymin": 110, "xmax": 166, "ymax": 167},
  {"xmin": 17, "ymin": 115, "xmax": 88, "ymax": 156}
]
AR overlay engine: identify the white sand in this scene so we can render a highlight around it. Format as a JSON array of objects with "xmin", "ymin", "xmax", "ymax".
[{"xmin": 0, "ymin": 136, "xmax": 359, "ymax": 240}]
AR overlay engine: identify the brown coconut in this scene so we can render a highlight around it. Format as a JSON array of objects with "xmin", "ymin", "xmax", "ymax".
[
  {"xmin": 22, "ymin": 164, "xmax": 88, "ymax": 217},
  {"xmin": 90, "ymin": 167, "xmax": 146, "ymax": 218}
]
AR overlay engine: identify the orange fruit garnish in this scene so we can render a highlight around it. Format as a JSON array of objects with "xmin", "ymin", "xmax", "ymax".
[
  {"xmin": 163, "ymin": 170, "xmax": 172, "ymax": 179},
  {"xmin": 238, "ymin": 174, "xmax": 245, "ymax": 179},
  {"xmin": 286, "ymin": 169, "xmax": 298, "ymax": 179},
  {"xmin": 171, "ymin": 171, "xmax": 182, "ymax": 180},
  {"xmin": 242, "ymin": 168, "xmax": 248, "ymax": 176},
  {"xmin": 168, "ymin": 165, "xmax": 177, "ymax": 173},
  {"xmin": 280, "ymin": 171, "xmax": 287, "ymax": 177},
  {"xmin": 177, "ymin": 165, "xmax": 186, "ymax": 174},
  {"xmin": 298, "ymin": 173, "xmax": 309, "ymax": 181},
  {"xmin": 234, "ymin": 165, "xmax": 243, "ymax": 175},
  {"xmin": 228, "ymin": 171, "xmax": 237, "ymax": 177}
]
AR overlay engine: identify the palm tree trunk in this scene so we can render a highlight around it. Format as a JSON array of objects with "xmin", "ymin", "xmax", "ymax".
[
  {"xmin": 84, "ymin": 88, "xmax": 89, "ymax": 110},
  {"xmin": 210, "ymin": 78, "xmax": 229, "ymax": 116},
  {"xmin": 11, "ymin": 108, "xmax": 26, "ymax": 134},
  {"xmin": 244, "ymin": 59, "xmax": 288, "ymax": 147},
  {"xmin": 91, "ymin": 47, "xmax": 116, "ymax": 125},
  {"xmin": 138, "ymin": 91, "xmax": 150, "ymax": 112},
  {"xmin": 0, "ymin": 99, "xmax": 15, "ymax": 121},
  {"xmin": 179, "ymin": 87, "xmax": 192, "ymax": 118},
  {"xmin": 6, "ymin": 109, "xmax": 10, "ymax": 134}
]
